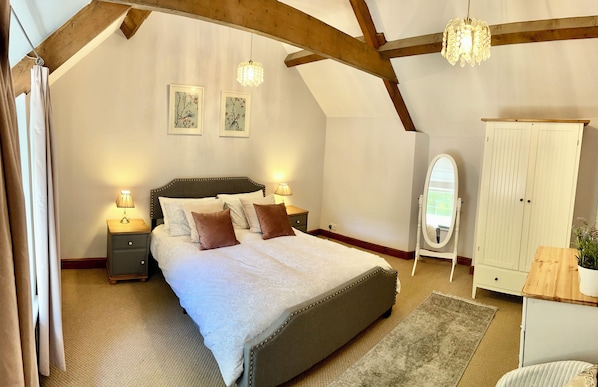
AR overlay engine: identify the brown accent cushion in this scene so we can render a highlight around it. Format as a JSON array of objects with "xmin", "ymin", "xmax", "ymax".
[
  {"xmin": 182, "ymin": 199, "xmax": 224, "ymax": 243},
  {"xmin": 191, "ymin": 208, "xmax": 240, "ymax": 250},
  {"xmin": 239, "ymin": 195, "xmax": 276, "ymax": 233},
  {"xmin": 254, "ymin": 203, "xmax": 296, "ymax": 240}
]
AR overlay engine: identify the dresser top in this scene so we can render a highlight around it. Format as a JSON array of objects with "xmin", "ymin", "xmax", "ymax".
[
  {"xmin": 285, "ymin": 205, "xmax": 308, "ymax": 216},
  {"xmin": 107, "ymin": 218, "xmax": 150, "ymax": 234},
  {"xmin": 522, "ymin": 246, "xmax": 598, "ymax": 307},
  {"xmin": 481, "ymin": 118, "xmax": 590, "ymax": 125}
]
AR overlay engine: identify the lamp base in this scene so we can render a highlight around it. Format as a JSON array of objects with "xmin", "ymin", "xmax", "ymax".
[{"xmin": 120, "ymin": 216, "xmax": 130, "ymax": 224}]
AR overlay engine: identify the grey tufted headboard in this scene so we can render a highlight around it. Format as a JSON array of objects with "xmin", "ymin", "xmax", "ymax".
[{"xmin": 149, "ymin": 177, "xmax": 266, "ymax": 229}]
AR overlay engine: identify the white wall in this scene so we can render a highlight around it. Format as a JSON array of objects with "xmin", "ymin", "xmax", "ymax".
[
  {"xmin": 49, "ymin": 13, "xmax": 326, "ymax": 259},
  {"xmin": 573, "ymin": 125, "xmax": 598, "ymax": 227},
  {"xmin": 320, "ymin": 117, "xmax": 424, "ymax": 251}
]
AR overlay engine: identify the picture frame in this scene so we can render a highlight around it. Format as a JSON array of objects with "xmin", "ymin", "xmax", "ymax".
[
  {"xmin": 220, "ymin": 90, "xmax": 251, "ymax": 138},
  {"xmin": 168, "ymin": 84, "xmax": 204, "ymax": 135}
]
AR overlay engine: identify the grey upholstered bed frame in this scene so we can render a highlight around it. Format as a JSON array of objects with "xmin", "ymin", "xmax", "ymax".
[{"xmin": 149, "ymin": 177, "xmax": 398, "ymax": 387}]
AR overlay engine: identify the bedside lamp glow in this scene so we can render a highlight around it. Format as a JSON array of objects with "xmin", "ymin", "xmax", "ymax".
[
  {"xmin": 115, "ymin": 190, "xmax": 134, "ymax": 224},
  {"xmin": 274, "ymin": 183, "xmax": 292, "ymax": 204}
]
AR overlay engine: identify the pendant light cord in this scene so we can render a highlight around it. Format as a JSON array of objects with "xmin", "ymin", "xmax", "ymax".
[
  {"xmin": 10, "ymin": 6, "xmax": 44, "ymax": 66},
  {"xmin": 466, "ymin": 0, "xmax": 471, "ymax": 20}
]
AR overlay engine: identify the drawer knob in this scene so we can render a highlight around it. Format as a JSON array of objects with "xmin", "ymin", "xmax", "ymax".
[
  {"xmin": 296, "ymin": 220, "xmax": 300, "ymax": 224},
  {"xmin": 128, "ymin": 241, "xmax": 133, "ymax": 246},
  {"xmin": 141, "ymin": 260, "xmax": 145, "ymax": 265},
  {"xmin": 494, "ymin": 277, "xmax": 498, "ymax": 281}
]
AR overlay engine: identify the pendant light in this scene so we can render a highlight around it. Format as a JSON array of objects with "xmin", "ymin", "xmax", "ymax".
[
  {"xmin": 236, "ymin": 34, "xmax": 264, "ymax": 87},
  {"xmin": 441, "ymin": 0, "xmax": 491, "ymax": 67}
]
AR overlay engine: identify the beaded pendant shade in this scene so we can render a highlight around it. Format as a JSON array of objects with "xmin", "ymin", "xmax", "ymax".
[
  {"xmin": 236, "ymin": 34, "xmax": 264, "ymax": 87},
  {"xmin": 236, "ymin": 60, "xmax": 264, "ymax": 87},
  {"xmin": 441, "ymin": 0, "xmax": 491, "ymax": 67}
]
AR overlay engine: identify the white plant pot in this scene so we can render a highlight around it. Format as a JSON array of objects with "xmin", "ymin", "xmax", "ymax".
[{"xmin": 578, "ymin": 265, "xmax": 598, "ymax": 297}]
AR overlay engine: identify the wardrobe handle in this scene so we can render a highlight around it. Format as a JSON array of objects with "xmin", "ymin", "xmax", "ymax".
[
  {"xmin": 520, "ymin": 198, "xmax": 523, "ymax": 202},
  {"xmin": 527, "ymin": 200, "xmax": 531, "ymax": 203}
]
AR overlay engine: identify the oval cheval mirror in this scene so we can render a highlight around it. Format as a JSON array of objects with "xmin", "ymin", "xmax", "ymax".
[{"xmin": 411, "ymin": 154, "xmax": 462, "ymax": 282}]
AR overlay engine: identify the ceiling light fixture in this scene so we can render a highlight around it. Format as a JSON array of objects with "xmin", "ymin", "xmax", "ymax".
[
  {"xmin": 441, "ymin": 0, "xmax": 491, "ymax": 67},
  {"xmin": 237, "ymin": 34, "xmax": 264, "ymax": 87}
]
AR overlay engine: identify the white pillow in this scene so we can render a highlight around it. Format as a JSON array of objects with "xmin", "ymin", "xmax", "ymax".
[
  {"xmin": 217, "ymin": 190, "xmax": 264, "ymax": 229},
  {"xmin": 240, "ymin": 195, "xmax": 276, "ymax": 233},
  {"xmin": 158, "ymin": 197, "xmax": 218, "ymax": 236},
  {"xmin": 182, "ymin": 199, "xmax": 224, "ymax": 242}
]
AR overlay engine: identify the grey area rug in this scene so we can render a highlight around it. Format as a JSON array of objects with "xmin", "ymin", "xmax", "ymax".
[{"xmin": 329, "ymin": 291, "xmax": 498, "ymax": 387}]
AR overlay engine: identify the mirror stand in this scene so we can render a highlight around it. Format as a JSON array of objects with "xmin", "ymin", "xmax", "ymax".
[{"xmin": 411, "ymin": 194, "xmax": 462, "ymax": 282}]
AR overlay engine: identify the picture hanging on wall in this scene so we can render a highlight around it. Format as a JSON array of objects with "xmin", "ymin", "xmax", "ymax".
[
  {"xmin": 168, "ymin": 84, "xmax": 204, "ymax": 135},
  {"xmin": 220, "ymin": 90, "xmax": 251, "ymax": 138}
]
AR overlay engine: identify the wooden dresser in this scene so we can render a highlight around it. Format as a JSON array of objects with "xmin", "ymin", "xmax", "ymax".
[{"xmin": 520, "ymin": 246, "xmax": 598, "ymax": 366}]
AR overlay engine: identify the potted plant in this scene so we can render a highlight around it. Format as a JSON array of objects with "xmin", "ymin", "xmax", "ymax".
[{"xmin": 573, "ymin": 218, "xmax": 598, "ymax": 297}]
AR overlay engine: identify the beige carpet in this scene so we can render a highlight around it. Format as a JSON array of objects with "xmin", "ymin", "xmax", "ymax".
[{"xmin": 42, "ymin": 251, "xmax": 521, "ymax": 387}]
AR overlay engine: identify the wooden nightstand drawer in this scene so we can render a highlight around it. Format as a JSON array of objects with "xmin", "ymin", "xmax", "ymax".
[
  {"xmin": 288, "ymin": 214, "xmax": 307, "ymax": 231},
  {"xmin": 285, "ymin": 205, "xmax": 308, "ymax": 233},
  {"xmin": 111, "ymin": 234, "xmax": 148, "ymax": 250}
]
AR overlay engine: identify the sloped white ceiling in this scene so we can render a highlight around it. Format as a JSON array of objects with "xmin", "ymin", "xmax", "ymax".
[
  {"xmin": 280, "ymin": 0, "xmax": 598, "ymax": 134},
  {"xmin": 8, "ymin": 0, "xmax": 90, "ymax": 65},
  {"xmin": 9, "ymin": 0, "xmax": 598, "ymax": 135}
]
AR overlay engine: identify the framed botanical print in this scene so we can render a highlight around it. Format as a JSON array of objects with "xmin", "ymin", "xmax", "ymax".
[
  {"xmin": 168, "ymin": 84, "xmax": 204, "ymax": 135},
  {"xmin": 220, "ymin": 90, "xmax": 251, "ymax": 138}
]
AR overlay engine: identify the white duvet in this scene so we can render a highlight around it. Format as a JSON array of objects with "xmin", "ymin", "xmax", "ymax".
[{"xmin": 150, "ymin": 225, "xmax": 398, "ymax": 386}]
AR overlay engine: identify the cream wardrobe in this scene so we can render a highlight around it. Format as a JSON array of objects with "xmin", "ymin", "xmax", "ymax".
[{"xmin": 472, "ymin": 118, "xmax": 587, "ymax": 298}]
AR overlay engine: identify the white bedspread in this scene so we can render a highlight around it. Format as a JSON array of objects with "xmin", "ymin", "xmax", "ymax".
[{"xmin": 150, "ymin": 225, "xmax": 398, "ymax": 386}]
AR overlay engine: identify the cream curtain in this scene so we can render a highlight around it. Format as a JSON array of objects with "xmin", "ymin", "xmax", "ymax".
[
  {"xmin": 29, "ymin": 64, "xmax": 65, "ymax": 375},
  {"xmin": 0, "ymin": 2, "xmax": 39, "ymax": 385}
]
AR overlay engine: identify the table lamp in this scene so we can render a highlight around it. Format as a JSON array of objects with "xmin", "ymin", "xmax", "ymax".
[
  {"xmin": 274, "ymin": 183, "xmax": 292, "ymax": 205},
  {"xmin": 115, "ymin": 190, "xmax": 134, "ymax": 224}
]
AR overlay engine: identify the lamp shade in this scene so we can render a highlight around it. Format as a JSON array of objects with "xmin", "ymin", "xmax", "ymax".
[
  {"xmin": 274, "ymin": 183, "xmax": 292, "ymax": 196},
  {"xmin": 115, "ymin": 190, "xmax": 134, "ymax": 208},
  {"xmin": 441, "ymin": 0, "xmax": 491, "ymax": 67},
  {"xmin": 236, "ymin": 60, "xmax": 264, "ymax": 87}
]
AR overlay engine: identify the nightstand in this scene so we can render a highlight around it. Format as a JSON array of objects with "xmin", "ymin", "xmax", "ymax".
[
  {"xmin": 286, "ymin": 205, "xmax": 308, "ymax": 233},
  {"xmin": 106, "ymin": 219, "xmax": 150, "ymax": 284}
]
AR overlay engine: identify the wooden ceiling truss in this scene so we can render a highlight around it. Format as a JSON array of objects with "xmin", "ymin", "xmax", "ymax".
[{"xmin": 10, "ymin": 0, "xmax": 598, "ymax": 132}]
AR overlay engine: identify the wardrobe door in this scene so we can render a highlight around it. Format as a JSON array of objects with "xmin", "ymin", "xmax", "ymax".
[
  {"xmin": 518, "ymin": 122, "xmax": 583, "ymax": 271},
  {"xmin": 475, "ymin": 121, "xmax": 531, "ymax": 270}
]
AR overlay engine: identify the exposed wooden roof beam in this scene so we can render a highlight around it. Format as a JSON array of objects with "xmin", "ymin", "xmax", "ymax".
[
  {"xmin": 284, "ymin": 51, "xmax": 327, "ymax": 68},
  {"xmin": 381, "ymin": 15, "xmax": 598, "ymax": 59},
  {"xmin": 491, "ymin": 15, "xmax": 598, "ymax": 46},
  {"xmin": 285, "ymin": 34, "xmax": 385, "ymax": 67},
  {"xmin": 120, "ymin": 9, "xmax": 151, "ymax": 39},
  {"xmin": 101, "ymin": 0, "xmax": 398, "ymax": 82},
  {"xmin": 349, "ymin": 0, "xmax": 381, "ymax": 48},
  {"xmin": 11, "ymin": 1, "xmax": 130, "ymax": 96},
  {"xmin": 285, "ymin": 15, "xmax": 598, "ymax": 66},
  {"xmin": 349, "ymin": 0, "xmax": 415, "ymax": 131}
]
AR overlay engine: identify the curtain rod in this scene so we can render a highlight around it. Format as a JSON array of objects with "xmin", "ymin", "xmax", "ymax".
[{"xmin": 10, "ymin": 6, "xmax": 44, "ymax": 66}]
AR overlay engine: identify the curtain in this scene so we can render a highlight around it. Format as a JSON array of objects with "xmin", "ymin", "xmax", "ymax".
[
  {"xmin": 0, "ymin": 2, "xmax": 39, "ymax": 386},
  {"xmin": 30, "ymin": 64, "xmax": 65, "ymax": 375}
]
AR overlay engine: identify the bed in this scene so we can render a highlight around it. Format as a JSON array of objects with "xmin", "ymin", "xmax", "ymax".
[{"xmin": 149, "ymin": 177, "xmax": 398, "ymax": 387}]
